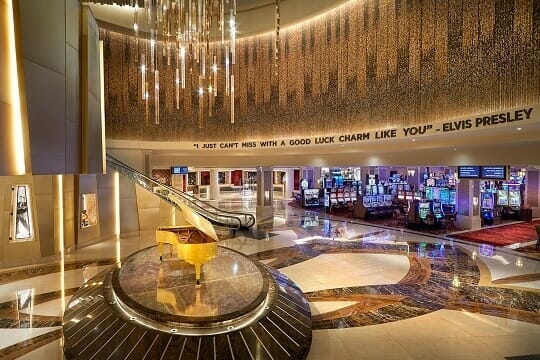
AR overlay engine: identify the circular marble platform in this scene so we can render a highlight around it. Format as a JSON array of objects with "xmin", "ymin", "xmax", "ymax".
[
  {"xmin": 114, "ymin": 246, "xmax": 268, "ymax": 325},
  {"xmin": 63, "ymin": 245, "xmax": 312, "ymax": 359}
]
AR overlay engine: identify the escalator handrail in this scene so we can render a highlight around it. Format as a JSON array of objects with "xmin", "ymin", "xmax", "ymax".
[
  {"xmin": 106, "ymin": 155, "xmax": 256, "ymax": 228},
  {"xmin": 106, "ymin": 156, "xmax": 242, "ymax": 228}
]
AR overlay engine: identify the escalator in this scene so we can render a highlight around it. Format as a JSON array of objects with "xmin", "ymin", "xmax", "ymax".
[{"xmin": 106, "ymin": 155, "xmax": 256, "ymax": 230}]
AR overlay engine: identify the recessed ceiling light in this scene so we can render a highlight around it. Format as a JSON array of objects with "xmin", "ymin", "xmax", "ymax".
[
  {"xmin": 453, "ymin": 148, "xmax": 457, "ymax": 151},
  {"xmin": 517, "ymin": 127, "xmax": 522, "ymax": 131},
  {"xmin": 412, "ymin": 138, "xmax": 416, "ymax": 142}
]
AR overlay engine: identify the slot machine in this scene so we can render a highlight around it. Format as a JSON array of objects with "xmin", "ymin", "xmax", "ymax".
[
  {"xmin": 481, "ymin": 191, "xmax": 495, "ymax": 225},
  {"xmin": 431, "ymin": 200, "xmax": 444, "ymax": 220}
]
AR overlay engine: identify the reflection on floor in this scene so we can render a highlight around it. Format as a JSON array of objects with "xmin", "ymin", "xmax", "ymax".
[{"xmin": 0, "ymin": 201, "xmax": 539, "ymax": 359}]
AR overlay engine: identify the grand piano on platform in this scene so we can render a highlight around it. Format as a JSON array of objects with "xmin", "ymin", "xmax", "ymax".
[{"xmin": 155, "ymin": 202, "xmax": 218, "ymax": 286}]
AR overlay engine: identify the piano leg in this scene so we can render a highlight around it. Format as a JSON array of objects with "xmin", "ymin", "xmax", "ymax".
[
  {"xmin": 158, "ymin": 242, "xmax": 163, "ymax": 261},
  {"xmin": 195, "ymin": 263, "xmax": 201, "ymax": 287}
]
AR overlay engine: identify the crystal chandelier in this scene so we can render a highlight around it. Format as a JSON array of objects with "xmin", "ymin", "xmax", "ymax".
[{"xmin": 133, "ymin": 0, "xmax": 238, "ymax": 127}]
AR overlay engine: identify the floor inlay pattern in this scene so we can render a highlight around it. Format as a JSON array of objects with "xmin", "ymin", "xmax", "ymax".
[{"xmin": 249, "ymin": 239, "xmax": 540, "ymax": 330}]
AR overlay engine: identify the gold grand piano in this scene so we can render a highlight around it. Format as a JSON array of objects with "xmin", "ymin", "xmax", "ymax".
[{"xmin": 156, "ymin": 202, "xmax": 218, "ymax": 286}]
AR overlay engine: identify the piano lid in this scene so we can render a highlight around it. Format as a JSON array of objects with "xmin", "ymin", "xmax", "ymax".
[{"xmin": 177, "ymin": 201, "xmax": 218, "ymax": 241}]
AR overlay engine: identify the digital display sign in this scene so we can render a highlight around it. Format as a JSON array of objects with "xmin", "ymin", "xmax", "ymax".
[
  {"xmin": 480, "ymin": 166, "xmax": 507, "ymax": 180},
  {"xmin": 458, "ymin": 166, "xmax": 480, "ymax": 179},
  {"xmin": 171, "ymin": 166, "xmax": 189, "ymax": 174}
]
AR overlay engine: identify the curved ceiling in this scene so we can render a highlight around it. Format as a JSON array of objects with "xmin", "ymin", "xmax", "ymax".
[{"xmin": 86, "ymin": 0, "xmax": 350, "ymax": 38}]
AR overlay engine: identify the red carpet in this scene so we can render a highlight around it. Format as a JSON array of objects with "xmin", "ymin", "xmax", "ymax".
[{"xmin": 451, "ymin": 220, "xmax": 540, "ymax": 247}]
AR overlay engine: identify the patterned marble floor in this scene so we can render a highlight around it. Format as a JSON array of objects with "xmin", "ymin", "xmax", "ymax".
[{"xmin": 0, "ymin": 200, "xmax": 539, "ymax": 359}]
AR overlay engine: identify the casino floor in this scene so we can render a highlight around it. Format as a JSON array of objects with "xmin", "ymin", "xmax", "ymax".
[{"xmin": 0, "ymin": 200, "xmax": 539, "ymax": 360}]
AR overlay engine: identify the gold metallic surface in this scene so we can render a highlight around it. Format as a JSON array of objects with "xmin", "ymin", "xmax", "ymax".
[{"xmin": 102, "ymin": 0, "xmax": 539, "ymax": 142}]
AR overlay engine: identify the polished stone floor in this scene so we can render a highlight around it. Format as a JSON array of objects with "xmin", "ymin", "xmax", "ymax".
[{"xmin": 0, "ymin": 199, "xmax": 539, "ymax": 359}]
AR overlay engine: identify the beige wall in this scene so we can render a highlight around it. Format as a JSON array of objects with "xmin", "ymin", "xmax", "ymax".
[
  {"xmin": 134, "ymin": 184, "xmax": 188, "ymax": 231},
  {"xmin": 18, "ymin": 0, "xmax": 82, "ymax": 174}
]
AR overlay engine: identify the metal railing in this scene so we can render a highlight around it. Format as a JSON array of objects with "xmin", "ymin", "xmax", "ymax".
[{"xmin": 106, "ymin": 155, "xmax": 256, "ymax": 230}]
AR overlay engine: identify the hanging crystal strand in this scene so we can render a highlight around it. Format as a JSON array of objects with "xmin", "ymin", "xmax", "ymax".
[
  {"xmin": 180, "ymin": 46, "xmax": 186, "ymax": 88},
  {"xmin": 141, "ymin": 53, "xmax": 146, "ymax": 100},
  {"xmin": 225, "ymin": 44, "xmax": 230, "ymax": 96},
  {"xmin": 198, "ymin": 75, "xmax": 204, "ymax": 128},
  {"xmin": 145, "ymin": 80, "xmax": 149, "ymax": 125},
  {"xmin": 133, "ymin": 4, "xmax": 139, "ymax": 63},
  {"xmin": 155, "ymin": 70, "xmax": 160, "ymax": 124},
  {"xmin": 230, "ymin": 74, "xmax": 234, "ymax": 123},
  {"xmin": 220, "ymin": 0, "xmax": 224, "ymax": 44},
  {"xmin": 230, "ymin": 8, "xmax": 235, "ymax": 65},
  {"xmin": 213, "ymin": 53, "xmax": 217, "ymax": 97},
  {"xmin": 175, "ymin": 51, "xmax": 180, "ymax": 110},
  {"xmin": 201, "ymin": 48, "xmax": 206, "ymax": 78},
  {"xmin": 274, "ymin": 0, "xmax": 280, "ymax": 76}
]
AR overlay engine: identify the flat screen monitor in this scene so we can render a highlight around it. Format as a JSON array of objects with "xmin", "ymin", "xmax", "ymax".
[
  {"xmin": 458, "ymin": 166, "xmax": 480, "ymax": 179},
  {"xmin": 171, "ymin": 166, "xmax": 188, "ymax": 174},
  {"xmin": 480, "ymin": 166, "xmax": 507, "ymax": 180}
]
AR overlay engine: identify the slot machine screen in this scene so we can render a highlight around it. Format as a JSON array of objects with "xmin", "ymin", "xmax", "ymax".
[
  {"xmin": 425, "ymin": 187, "xmax": 433, "ymax": 200},
  {"xmin": 497, "ymin": 189, "xmax": 509, "ymax": 206},
  {"xmin": 363, "ymin": 196, "xmax": 372, "ymax": 207},
  {"xmin": 440, "ymin": 188, "xmax": 450, "ymax": 204},
  {"xmin": 419, "ymin": 202, "xmax": 430, "ymax": 219},
  {"xmin": 481, "ymin": 192, "xmax": 494, "ymax": 209},
  {"xmin": 432, "ymin": 187, "xmax": 441, "ymax": 200},
  {"xmin": 377, "ymin": 195, "xmax": 384, "ymax": 206},
  {"xmin": 372, "ymin": 185, "xmax": 378, "ymax": 194},
  {"xmin": 432, "ymin": 201, "xmax": 443, "ymax": 219},
  {"xmin": 384, "ymin": 195, "xmax": 392, "ymax": 206},
  {"xmin": 426, "ymin": 178, "xmax": 436, "ymax": 187},
  {"xmin": 449, "ymin": 189, "xmax": 457, "ymax": 205},
  {"xmin": 508, "ymin": 190, "xmax": 521, "ymax": 208},
  {"xmin": 378, "ymin": 184, "xmax": 384, "ymax": 194}
]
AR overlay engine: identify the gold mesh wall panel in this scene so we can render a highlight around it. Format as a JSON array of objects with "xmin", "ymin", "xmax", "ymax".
[{"xmin": 102, "ymin": 0, "xmax": 540, "ymax": 142}]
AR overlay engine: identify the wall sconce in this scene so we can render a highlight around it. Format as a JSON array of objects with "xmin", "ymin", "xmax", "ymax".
[
  {"xmin": 473, "ymin": 197, "xmax": 479, "ymax": 207},
  {"xmin": 407, "ymin": 169, "xmax": 416, "ymax": 177}
]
